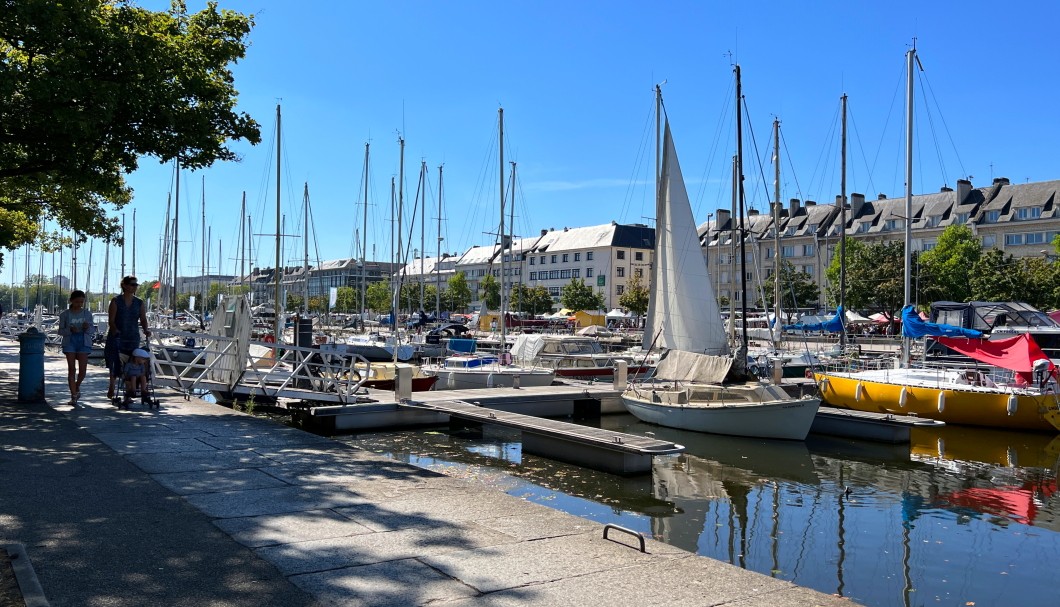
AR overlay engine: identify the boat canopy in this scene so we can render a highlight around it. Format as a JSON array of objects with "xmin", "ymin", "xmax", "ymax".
[
  {"xmin": 654, "ymin": 350, "xmax": 732, "ymax": 384},
  {"xmin": 784, "ymin": 306, "xmax": 845, "ymax": 333},
  {"xmin": 902, "ymin": 305, "xmax": 982, "ymax": 339},
  {"xmin": 937, "ymin": 333, "xmax": 1055, "ymax": 375},
  {"xmin": 447, "ymin": 338, "xmax": 477, "ymax": 354},
  {"xmin": 511, "ymin": 334, "xmax": 545, "ymax": 363}
]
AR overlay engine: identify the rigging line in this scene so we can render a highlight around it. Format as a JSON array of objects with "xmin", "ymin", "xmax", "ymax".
[
  {"xmin": 804, "ymin": 102, "xmax": 841, "ymax": 205},
  {"xmin": 847, "ymin": 105, "xmax": 878, "ymax": 197},
  {"xmin": 618, "ymin": 96, "xmax": 655, "ymax": 224},
  {"xmin": 869, "ymin": 60, "xmax": 908, "ymax": 198},
  {"xmin": 919, "ymin": 72, "xmax": 968, "ymax": 182},
  {"xmin": 779, "ymin": 129, "xmax": 806, "ymax": 204},
  {"xmin": 694, "ymin": 75, "xmax": 737, "ymax": 219},
  {"xmin": 740, "ymin": 96, "xmax": 770, "ymax": 212}
]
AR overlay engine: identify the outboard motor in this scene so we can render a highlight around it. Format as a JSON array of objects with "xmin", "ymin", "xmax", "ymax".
[{"xmin": 1032, "ymin": 358, "xmax": 1052, "ymax": 390}]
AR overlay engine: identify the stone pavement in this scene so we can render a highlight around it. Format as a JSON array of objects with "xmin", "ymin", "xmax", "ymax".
[{"xmin": 0, "ymin": 340, "xmax": 858, "ymax": 606}]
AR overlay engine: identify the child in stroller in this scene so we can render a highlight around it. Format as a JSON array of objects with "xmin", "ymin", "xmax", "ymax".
[{"xmin": 117, "ymin": 348, "xmax": 158, "ymax": 409}]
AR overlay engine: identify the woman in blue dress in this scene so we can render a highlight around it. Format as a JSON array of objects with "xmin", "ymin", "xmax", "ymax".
[
  {"xmin": 58, "ymin": 289, "xmax": 95, "ymax": 406},
  {"xmin": 108, "ymin": 275, "xmax": 152, "ymax": 358}
]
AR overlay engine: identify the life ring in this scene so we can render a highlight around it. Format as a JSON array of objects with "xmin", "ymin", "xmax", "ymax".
[
  {"xmin": 804, "ymin": 369, "xmax": 814, "ymax": 379},
  {"xmin": 263, "ymin": 334, "xmax": 276, "ymax": 344}
]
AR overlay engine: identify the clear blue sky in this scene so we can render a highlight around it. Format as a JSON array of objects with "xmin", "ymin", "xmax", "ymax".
[{"xmin": 31, "ymin": 1, "xmax": 1060, "ymax": 293}]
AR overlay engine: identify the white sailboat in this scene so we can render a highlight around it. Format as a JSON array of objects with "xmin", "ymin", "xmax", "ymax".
[
  {"xmin": 422, "ymin": 108, "xmax": 555, "ymax": 390},
  {"xmin": 621, "ymin": 83, "xmax": 820, "ymax": 441}
]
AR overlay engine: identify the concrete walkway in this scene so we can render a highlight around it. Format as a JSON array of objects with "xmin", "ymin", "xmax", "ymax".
[{"xmin": 0, "ymin": 341, "xmax": 858, "ymax": 606}]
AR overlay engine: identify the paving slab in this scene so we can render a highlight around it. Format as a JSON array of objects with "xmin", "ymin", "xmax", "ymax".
[
  {"xmin": 152, "ymin": 468, "xmax": 292, "ymax": 495},
  {"xmin": 289, "ymin": 558, "xmax": 479, "ymax": 607},
  {"xmin": 127, "ymin": 448, "xmax": 277, "ymax": 474},
  {"xmin": 215, "ymin": 509, "xmax": 376, "ymax": 548},
  {"xmin": 184, "ymin": 483, "xmax": 369, "ymax": 519}
]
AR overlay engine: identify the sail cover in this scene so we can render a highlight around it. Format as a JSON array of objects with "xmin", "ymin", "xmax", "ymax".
[
  {"xmin": 654, "ymin": 349, "xmax": 733, "ymax": 383},
  {"xmin": 784, "ymin": 306, "xmax": 846, "ymax": 333},
  {"xmin": 644, "ymin": 122, "xmax": 728, "ymax": 355},
  {"xmin": 902, "ymin": 304, "xmax": 983, "ymax": 339},
  {"xmin": 937, "ymin": 333, "xmax": 1055, "ymax": 375}
]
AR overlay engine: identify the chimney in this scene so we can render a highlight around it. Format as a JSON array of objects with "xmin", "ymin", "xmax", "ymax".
[
  {"xmin": 788, "ymin": 198, "xmax": 801, "ymax": 218},
  {"xmin": 993, "ymin": 177, "xmax": 1010, "ymax": 186},
  {"xmin": 956, "ymin": 179, "xmax": 972, "ymax": 204},
  {"xmin": 850, "ymin": 193, "xmax": 866, "ymax": 218},
  {"xmin": 940, "ymin": 186, "xmax": 953, "ymax": 192},
  {"xmin": 748, "ymin": 209, "xmax": 759, "ymax": 216},
  {"xmin": 540, "ymin": 228, "xmax": 548, "ymax": 236},
  {"xmin": 805, "ymin": 200, "xmax": 816, "ymax": 207},
  {"xmin": 716, "ymin": 208, "xmax": 731, "ymax": 228},
  {"xmin": 877, "ymin": 193, "xmax": 887, "ymax": 200}
]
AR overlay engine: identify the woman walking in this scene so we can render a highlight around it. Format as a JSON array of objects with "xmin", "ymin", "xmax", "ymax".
[
  {"xmin": 58, "ymin": 290, "xmax": 95, "ymax": 406},
  {"xmin": 108, "ymin": 275, "xmax": 152, "ymax": 358}
]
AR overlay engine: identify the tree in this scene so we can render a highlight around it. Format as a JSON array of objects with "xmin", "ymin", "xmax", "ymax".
[
  {"xmin": 479, "ymin": 274, "xmax": 500, "ymax": 310},
  {"xmin": 823, "ymin": 236, "xmax": 865, "ymax": 308},
  {"xmin": 444, "ymin": 272, "xmax": 472, "ymax": 313},
  {"xmin": 560, "ymin": 278, "xmax": 605, "ymax": 312},
  {"xmin": 511, "ymin": 284, "xmax": 555, "ymax": 316},
  {"xmin": 618, "ymin": 272, "xmax": 650, "ymax": 317},
  {"xmin": 284, "ymin": 294, "xmax": 303, "ymax": 313},
  {"xmin": 366, "ymin": 280, "xmax": 391, "ymax": 312},
  {"xmin": 916, "ymin": 224, "xmax": 981, "ymax": 303},
  {"xmin": 827, "ymin": 239, "xmax": 905, "ymax": 328},
  {"xmin": 970, "ymin": 249, "xmax": 1060, "ymax": 309},
  {"xmin": 757, "ymin": 260, "xmax": 818, "ymax": 311},
  {"xmin": 0, "ymin": 0, "xmax": 261, "ymax": 258},
  {"xmin": 335, "ymin": 286, "xmax": 357, "ymax": 312}
]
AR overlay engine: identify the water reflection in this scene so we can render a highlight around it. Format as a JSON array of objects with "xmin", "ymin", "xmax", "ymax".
[{"xmin": 338, "ymin": 417, "xmax": 1060, "ymax": 607}]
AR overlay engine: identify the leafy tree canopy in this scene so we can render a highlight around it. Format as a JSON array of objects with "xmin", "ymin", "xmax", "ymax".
[
  {"xmin": 479, "ymin": 274, "xmax": 500, "ymax": 310},
  {"xmin": 758, "ymin": 259, "xmax": 819, "ymax": 311},
  {"xmin": 443, "ymin": 272, "xmax": 472, "ymax": 313},
  {"xmin": 618, "ymin": 272, "xmax": 649, "ymax": 317},
  {"xmin": 511, "ymin": 284, "xmax": 554, "ymax": 315},
  {"xmin": 916, "ymin": 224, "xmax": 981, "ymax": 303},
  {"xmin": 560, "ymin": 278, "xmax": 605, "ymax": 313},
  {"xmin": 0, "ymin": 0, "xmax": 260, "ymax": 259}
]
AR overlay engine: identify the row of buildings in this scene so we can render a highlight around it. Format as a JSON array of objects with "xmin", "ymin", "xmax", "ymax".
[{"xmin": 177, "ymin": 177, "xmax": 1060, "ymax": 313}]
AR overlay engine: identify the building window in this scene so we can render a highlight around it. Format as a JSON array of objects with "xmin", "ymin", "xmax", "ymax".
[
  {"xmin": 616, "ymin": 267, "xmax": 625, "ymax": 278},
  {"xmin": 802, "ymin": 244, "xmax": 815, "ymax": 256},
  {"xmin": 560, "ymin": 269, "xmax": 571, "ymax": 279},
  {"xmin": 549, "ymin": 270, "xmax": 560, "ymax": 279},
  {"xmin": 1025, "ymin": 232, "xmax": 1046, "ymax": 244},
  {"xmin": 781, "ymin": 246, "xmax": 795, "ymax": 258},
  {"xmin": 586, "ymin": 268, "xmax": 594, "ymax": 277},
  {"xmin": 1017, "ymin": 207, "xmax": 1042, "ymax": 220},
  {"xmin": 514, "ymin": 268, "xmax": 521, "ymax": 276},
  {"xmin": 720, "ymin": 271, "xmax": 730, "ymax": 283},
  {"xmin": 634, "ymin": 268, "xmax": 643, "ymax": 278},
  {"xmin": 1004, "ymin": 233, "xmax": 1023, "ymax": 246},
  {"xmin": 806, "ymin": 224, "xmax": 818, "ymax": 233},
  {"xmin": 801, "ymin": 265, "xmax": 814, "ymax": 275},
  {"xmin": 616, "ymin": 285, "xmax": 625, "ymax": 295},
  {"xmin": 617, "ymin": 250, "xmax": 625, "ymax": 260},
  {"xmin": 586, "ymin": 252, "xmax": 594, "ymax": 261},
  {"xmin": 572, "ymin": 269, "xmax": 580, "ymax": 278},
  {"xmin": 529, "ymin": 257, "xmax": 535, "ymax": 265},
  {"xmin": 955, "ymin": 212, "xmax": 969, "ymax": 224},
  {"xmin": 503, "ymin": 254, "xmax": 510, "ymax": 262},
  {"xmin": 986, "ymin": 210, "xmax": 1001, "ymax": 223},
  {"xmin": 551, "ymin": 255, "xmax": 557, "ymax": 263},
  {"xmin": 540, "ymin": 256, "xmax": 546, "ymax": 264},
  {"xmin": 982, "ymin": 235, "xmax": 996, "ymax": 248},
  {"xmin": 529, "ymin": 272, "xmax": 537, "ymax": 280},
  {"xmin": 476, "ymin": 269, "xmax": 485, "ymax": 277},
  {"xmin": 884, "ymin": 219, "xmax": 902, "ymax": 231},
  {"xmin": 922, "ymin": 241, "xmax": 936, "ymax": 251},
  {"xmin": 766, "ymin": 248, "xmax": 773, "ymax": 259},
  {"xmin": 548, "ymin": 287, "xmax": 561, "ymax": 296},
  {"xmin": 562, "ymin": 254, "xmax": 569, "ymax": 262},
  {"xmin": 635, "ymin": 251, "xmax": 643, "ymax": 261},
  {"xmin": 574, "ymin": 252, "xmax": 581, "ymax": 261}
]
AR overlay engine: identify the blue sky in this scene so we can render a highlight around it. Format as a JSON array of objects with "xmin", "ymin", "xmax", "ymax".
[{"xmin": 27, "ymin": 1, "xmax": 1060, "ymax": 292}]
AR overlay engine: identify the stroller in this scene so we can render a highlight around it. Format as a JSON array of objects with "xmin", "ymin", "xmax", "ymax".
[{"xmin": 106, "ymin": 338, "xmax": 159, "ymax": 410}]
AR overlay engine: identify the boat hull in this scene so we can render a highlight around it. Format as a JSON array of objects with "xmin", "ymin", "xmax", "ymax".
[
  {"xmin": 427, "ymin": 368, "xmax": 556, "ymax": 391},
  {"xmin": 814, "ymin": 371, "xmax": 1059, "ymax": 432},
  {"xmin": 621, "ymin": 389, "xmax": 820, "ymax": 440}
]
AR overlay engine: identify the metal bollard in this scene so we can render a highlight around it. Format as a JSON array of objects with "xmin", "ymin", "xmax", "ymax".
[
  {"xmin": 613, "ymin": 360, "xmax": 628, "ymax": 390},
  {"xmin": 17, "ymin": 327, "xmax": 46, "ymax": 403},
  {"xmin": 395, "ymin": 365, "xmax": 413, "ymax": 402}
]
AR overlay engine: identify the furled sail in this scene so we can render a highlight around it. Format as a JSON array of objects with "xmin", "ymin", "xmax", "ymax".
[{"xmin": 644, "ymin": 122, "xmax": 728, "ymax": 355}]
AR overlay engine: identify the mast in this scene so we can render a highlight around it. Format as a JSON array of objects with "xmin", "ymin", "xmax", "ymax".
[
  {"xmin": 436, "ymin": 164, "xmax": 443, "ymax": 318},
  {"xmin": 839, "ymin": 93, "xmax": 848, "ymax": 351},
  {"xmin": 419, "ymin": 160, "xmax": 426, "ymax": 311},
  {"xmin": 239, "ymin": 192, "xmax": 246, "ymax": 294},
  {"xmin": 389, "ymin": 175, "xmax": 395, "ymax": 338},
  {"xmin": 302, "ymin": 182, "xmax": 310, "ymax": 313},
  {"xmin": 274, "ymin": 103, "xmax": 282, "ymax": 342},
  {"xmin": 173, "ymin": 159, "xmax": 180, "ymax": 319},
  {"xmin": 735, "ymin": 64, "xmax": 749, "ymax": 358},
  {"xmin": 200, "ymin": 176, "xmax": 206, "ymax": 325},
  {"xmin": 121, "ymin": 213, "xmax": 126, "ymax": 278},
  {"xmin": 498, "ymin": 107, "xmax": 506, "ymax": 351},
  {"xmin": 158, "ymin": 193, "xmax": 171, "ymax": 310},
  {"xmin": 509, "ymin": 161, "xmax": 516, "ymax": 316},
  {"xmin": 901, "ymin": 46, "xmax": 916, "ymax": 366},
  {"xmin": 360, "ymin": 142, "xmax": 369, "ymax": 330},
  {"xmin": 393, "ymin": 136, "xmax": 405, "ymax": 349},
  {"xmin": 131, "ymin": 209, "xmax": 137, "ymax": 278},
  {"xmin": 772, "ymin": 118, "xmax": 782, "ymax": 349}
]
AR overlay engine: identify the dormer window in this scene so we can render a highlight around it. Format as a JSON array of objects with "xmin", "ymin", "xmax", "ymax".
[
  {"xmin": 1016, "ymin": 207, "xmax": 1041, "ymax": 220},
  {"xmin": 884, "ymin": 219, "xmax": 902, "ymax": 231},
  {"xmin": 986, "ymin": 210, "xmax": 1001, "ymax": 223},
  {"xmin": 955, "ymin": 212, "xmax": 969, "ymax": 224}
]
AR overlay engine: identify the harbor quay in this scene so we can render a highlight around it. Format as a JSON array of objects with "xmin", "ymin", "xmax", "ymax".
[{"xmin": 0, "ymin": 341, "xmax": 857, "ymax": 606}]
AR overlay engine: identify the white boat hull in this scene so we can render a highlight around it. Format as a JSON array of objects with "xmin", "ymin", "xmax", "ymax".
[
  {"xmin": 426, "ymin": 367, "xmax": 556, "ymax": 391},
  {"xmin": 621, "ymin": 384, "xmax": 820, "ymax": 440}
]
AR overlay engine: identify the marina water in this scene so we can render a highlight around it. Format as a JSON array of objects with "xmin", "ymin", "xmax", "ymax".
[{"xmin": 337, "ymin": 416, "xmax": 1060, "ymax": 607}]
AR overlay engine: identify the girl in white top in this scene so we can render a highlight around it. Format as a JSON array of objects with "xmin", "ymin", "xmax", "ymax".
[{"xmin": 58, "ymin": 289, "xmax": 95, "ymax": 406}]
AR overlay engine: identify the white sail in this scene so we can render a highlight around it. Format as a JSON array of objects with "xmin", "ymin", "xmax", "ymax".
[{"xmin": 644, "ymin": 122, "xmax": 729, "ymax": 355}]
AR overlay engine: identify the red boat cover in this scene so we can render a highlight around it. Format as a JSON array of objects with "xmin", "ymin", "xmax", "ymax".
[{"xmin": 937, "ymin": 334, "xmax": 1056, "ymax": 374}]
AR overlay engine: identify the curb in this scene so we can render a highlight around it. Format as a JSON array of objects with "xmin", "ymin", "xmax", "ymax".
[{"xmin": 2, "ymin": 543, "xmax": 49, "ymax": 607}]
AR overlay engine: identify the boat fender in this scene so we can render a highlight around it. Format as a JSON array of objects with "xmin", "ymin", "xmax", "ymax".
[
  {"xmin": 898, "ymin": 387, "xmax": 908, "ymax": 407},
  {"xmin": 855, "ymin": 382, "xmax": 863, "ymax": 403},
  {"xmin": 1006, "ymin": 394, "xmax": 1018, "ymax": 416},
  {"xmin": 819, "ymin": 377, "xmax": 829, "ymax": 392},
  {"xmin": 937, "ymin": 391, "xmax": 946, "ymax": 413},
  {"xmin": 804, "ymin": 369, "xmax": 814, "ymax": 379},
  {"xmin": 487, "ymin": 373, "xmax": 494, "ymax": 389}
]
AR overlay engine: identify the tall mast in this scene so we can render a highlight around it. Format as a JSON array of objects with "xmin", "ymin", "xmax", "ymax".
[
  {"xmin": 360, "ymin": 142, "xmax": 369, "ymax": 329},
  {"xmin": 394, "ymin": 136, "xmax": 405, "ymax": 344},
  {"xmin": 509, "ymin": 161, "xmax": 516, "ymax": 316},
  {"xmin": 389, "ymin": 175, "xmax": 395, "ymax": 336},
  {"xmin": 201, "ymin": 175, "xmax": 206, "ymax": 305},
  {"xmin": 498, "ymin": 107, "xmax": 506, "ymax": 350},
  {"xmin": 131, "ymin": 209, "xmax": 137, "ymax": 278},
  {"xmin": 840, "ymin": 93, "xmax": 848, "ymax": 351},
  {"xmin": 238, "ymin": 192, "xmax": 246, "ymax": 294},
  {"xmin": 901, "ymin": 46, "xmax": 916, "ymax": 366},
  {"xmin": 302, "ymin": 182, "xmax": 310, "ymax": 313},
  {"xmin": 735, "ymin": 64, "xmax": 748, "ymax": 358},
  {"xmin": 121, "ymin": 213, "xmax": 126, "ymax": 278},
  {"xmin": 772, "ymin": 118, "xmax": 782, "ymax": 349},
  {"xmin": 436, "ymin": 164, "xmax": 443, "ymax": 318},
  {"xmin": 158, "ymin": 193, "xmax": 171, "ymax": 309},
  {"xmin": 419, "ymin": 160, "xmax": 426, "ymax": 311},
  {"xmin": 172, "ymin": 159, "xmax": 180, "ymax": 319},
  {"xmin": 273, "ymin": 104, "xmax": 282, "ymax": 342}
]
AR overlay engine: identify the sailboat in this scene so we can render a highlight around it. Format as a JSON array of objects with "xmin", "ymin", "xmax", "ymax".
[
  {"xmin": 813, "ymin": 47, "xmax": 1060, "ymax": 432},
  {"xmin": 421, "ymin": 108, "xmax": 555, "ymax": 390},
  {"xmin": 620, "ymin": 84, "xmax": 820, "ymax": 441}
]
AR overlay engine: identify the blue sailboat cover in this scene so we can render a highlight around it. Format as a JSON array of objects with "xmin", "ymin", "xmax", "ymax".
[
  {"xmin": 900, "ymin": 304, "xmax": 982, "ymax": 338},
  {"xmin": 783, "ymin": 306, "xmax": 846, "ymax": 333}
]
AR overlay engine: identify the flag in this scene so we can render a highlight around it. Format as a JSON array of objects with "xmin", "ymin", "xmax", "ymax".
[{"xmin": 152, "ymin": 282, "xmax": 161, "ymax": 289}]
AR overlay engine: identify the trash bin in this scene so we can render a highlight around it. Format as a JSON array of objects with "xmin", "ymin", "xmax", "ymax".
[{"xmin": 18, "ymin": 327, "xmax": 46, "ymax": 403}]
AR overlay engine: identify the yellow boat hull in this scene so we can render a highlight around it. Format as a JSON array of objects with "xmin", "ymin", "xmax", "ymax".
[{"xmin": 814, "ymin": 372, "xmax": 1060, "ymax": 432}]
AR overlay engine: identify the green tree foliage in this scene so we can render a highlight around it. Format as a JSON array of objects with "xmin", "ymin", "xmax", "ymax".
[
  {"xmin": 758, "ymin": 260, "xmax": 819, "ymax": 311},
  {"xmin": 366, "ymin": 280, "xmax": 391, "ymax": 312},
  {"xmin": 335, "ymin": 286, "xmax": 357, "ymax": 312},
  {"xmin": 479, "ymin": 274, "xmax": 500, "ymax": 310},
  {"xmin": 916, "ymin": 224, "xmax": 981, "ymax": 303},
  {"xmin": 560, "ymin": 278, "xmax": 605, "ymax": 312},
  {"xmin": 510, "ymin": 284, "xmax": 554, "ymax": 316},
  {"xmin": 284, "ymin": 294, "xmax": 303, "ymax": 312},
  {"xmin": 443, "ymin": 272, "xmax": 472, "ymax": 313},
  {"xmin": 0, "ymin": 0, "xmax": 261, "ymax": 258},
  {"xmin": 618, "ymin": 272, "xmax": 650, "ymax": 317},
  {"xmin": 823, "ymin": 237, "xmax": 865, "ymax": 308},
  {"xmin": 970, "ymin": 249, "xmax": 1060, "ymax": 309},
  {"xmin": 399, "ymin": 283, "xmax": 437, "ymax": 312},
  {"xmin": 828, "ymin": 239, "xmax": 905, "ymax": 324}
]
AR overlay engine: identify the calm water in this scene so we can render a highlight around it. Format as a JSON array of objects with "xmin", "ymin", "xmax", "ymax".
[{"xmin": 336, "ymin": 417, "xmax": 1060, "ymax": 607}]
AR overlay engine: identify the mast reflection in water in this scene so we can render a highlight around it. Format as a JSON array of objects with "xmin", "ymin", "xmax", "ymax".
[{"xmin": 337, "ymin": 416, "xmax": 1060, "ymax": 607}]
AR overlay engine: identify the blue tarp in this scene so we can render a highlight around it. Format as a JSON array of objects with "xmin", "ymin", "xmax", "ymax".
[
  {"xmin": 783, "ymin": 306, "xmax": 846, "ymax": 333},
  {"xmin": 447, "ymin": 338, "xmax": 477, "ymax": 354},
  {"xmin": 901, "ymin": 304, "xmax": 983, "ymax": 339}
]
